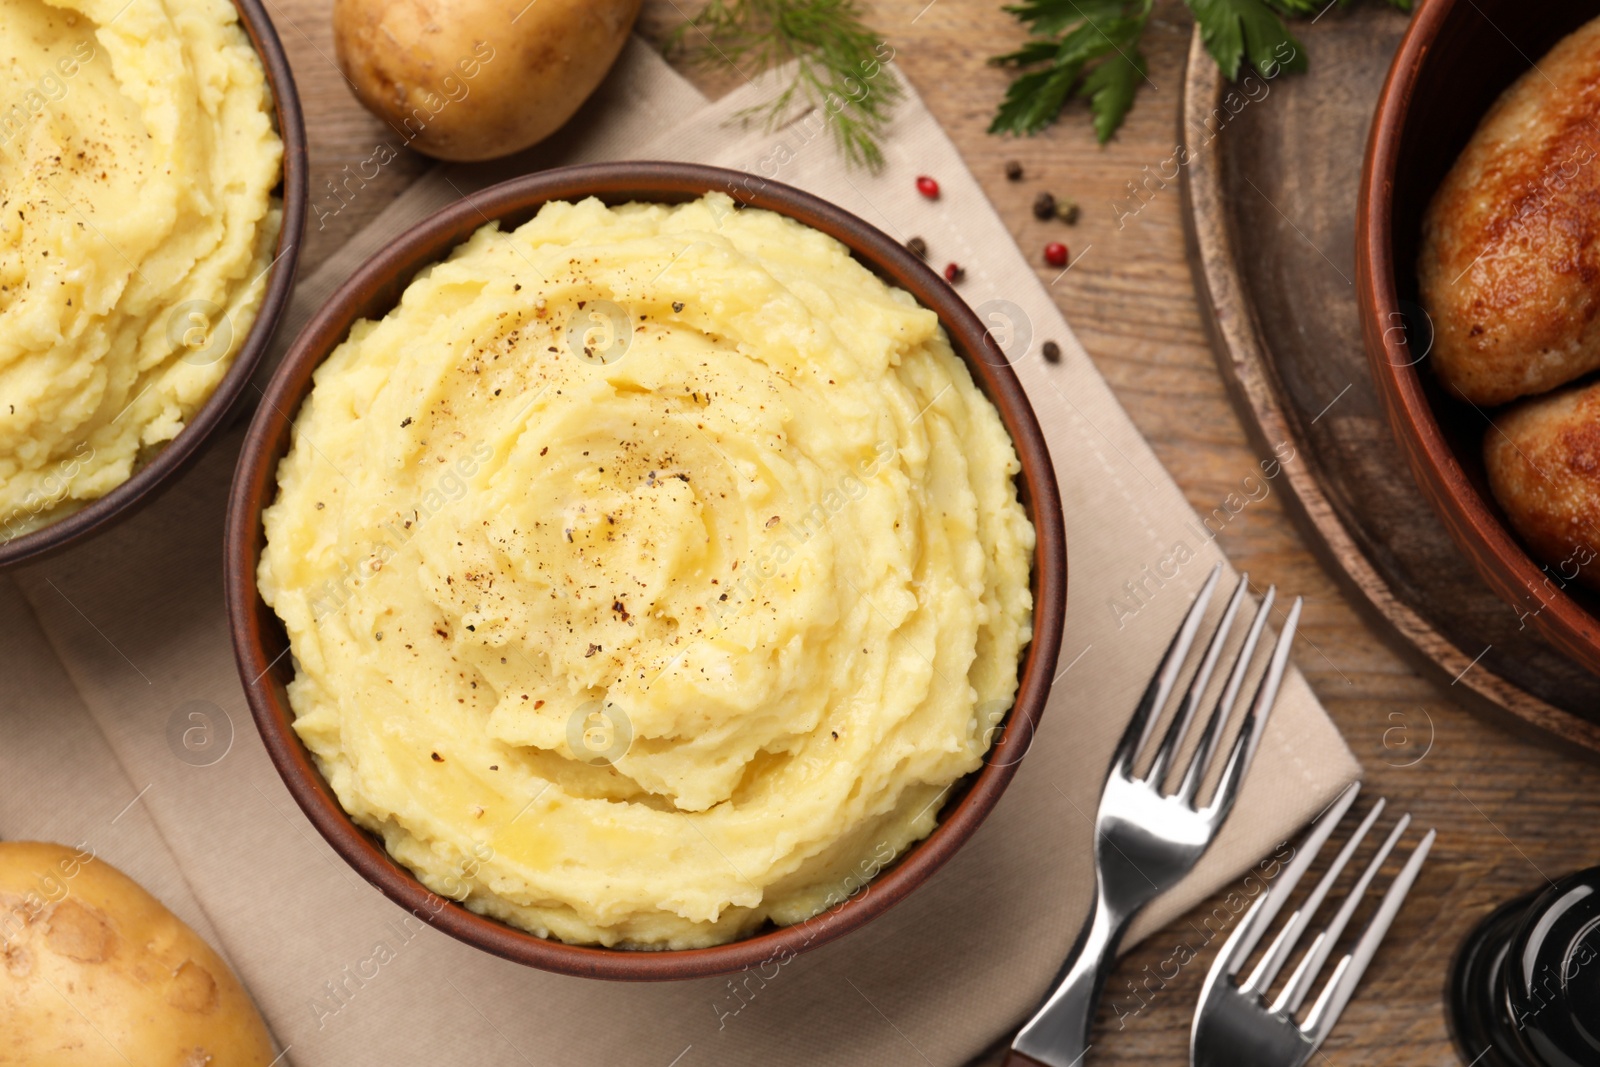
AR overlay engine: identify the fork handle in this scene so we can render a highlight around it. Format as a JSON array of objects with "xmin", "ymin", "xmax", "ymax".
[
  {"xmin": 1001, "ymin": 1052, "xmax": 1052, "ymax": 1067},
  {"xmin": 1008, "ymin": 890, "xmax": 1130, "ymax": 1067}
]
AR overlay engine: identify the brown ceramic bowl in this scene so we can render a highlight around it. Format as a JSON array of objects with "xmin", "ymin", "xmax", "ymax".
[
  {"xmin": 0, "ymin": 0, "xmax": 306, "ymax": 569},
  {"xmin": 225, "ymin": 162, "xmax": 1067, "ymax": 981},
  {"xmin": 1359, "ymin": 0, "xmax": 1600, "ymax": 674}
]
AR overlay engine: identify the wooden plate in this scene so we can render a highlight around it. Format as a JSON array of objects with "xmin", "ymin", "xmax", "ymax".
[{"xmin": 1179, "ymin": 9, "xmax": 1600, "ymax": 754}]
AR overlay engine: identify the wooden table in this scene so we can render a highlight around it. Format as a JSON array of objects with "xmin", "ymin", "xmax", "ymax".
[{"xmin": 270, "ymin": 0, "xmax": 1600, "ymax": 1062}]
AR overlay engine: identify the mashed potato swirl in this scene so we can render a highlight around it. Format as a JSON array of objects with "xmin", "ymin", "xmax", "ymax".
[
  {"xmin": 260, "ymin": 194, "xmax": 1035, "ymax": 948},
  {"xmin": 0, "ymin": 0, "xmax": 282, "ymax": 537}
]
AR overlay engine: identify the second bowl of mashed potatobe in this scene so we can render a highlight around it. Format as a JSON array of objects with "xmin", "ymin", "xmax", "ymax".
[
  {"xmin": 0, "ymin": 0, "xmax": 305, "ymax": 564},
  {"xmin": 229, "ymin": 163, "xmax": 1065, "ymax": 979}
]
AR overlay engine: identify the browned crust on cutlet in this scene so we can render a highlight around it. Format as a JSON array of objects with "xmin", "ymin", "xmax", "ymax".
[
  {"xmin": 1420, "ymin": 16, "xmax": 1600, "ymax": 406},
  {"xmin": 1486, "ymin": 379, "xmax": 1600, "ymax": 588}
]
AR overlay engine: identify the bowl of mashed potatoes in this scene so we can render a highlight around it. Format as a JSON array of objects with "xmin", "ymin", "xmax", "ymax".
[
  {"xmin": 227, "ymin": 162, "xmax": 1065, "ymax": 979},
  {"xmin": 0, "ymin": 0, "xmax": 306, "ymax": 565}
]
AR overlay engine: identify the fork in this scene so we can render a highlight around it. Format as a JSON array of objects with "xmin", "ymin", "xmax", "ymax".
[
  {"xmin": 1190, "ymin": 782, "xmax": 1435, "ymax": 1067},
  {"xmin": 1007, "ymin": 563, "xmax": 1302, "ymax": 1067}
]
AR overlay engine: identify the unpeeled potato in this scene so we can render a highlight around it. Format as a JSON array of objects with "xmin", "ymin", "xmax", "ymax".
[
  {"xmin": 333, "ymin": 0, "xmax": 643, "ymax": 162},
  {"xmin": 0, "ymin": 842, "xmax": 275, "ymax": 1067}
]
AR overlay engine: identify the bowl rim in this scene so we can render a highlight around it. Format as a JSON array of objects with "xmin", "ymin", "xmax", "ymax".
[
  {"xmin": 0, "ymin": 0, "xmax": 308, "ymax": 569},
  {"xmin": 224, "ymin": 161, "xmax": 1067, "ymax": 981},
  {"xmin": 1357, "ymin": 0, "xmax": 1600, "ymax": 673}
]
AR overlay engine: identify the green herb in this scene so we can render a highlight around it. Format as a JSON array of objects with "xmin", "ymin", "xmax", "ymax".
[
  {"xmin": 1190, "ymin": 0, "xmax": 1304, "ymax": 80},
  {"xmin": 990, "ymin": 0, "xmax": 1152, "ymax": 141},
  {"xmin": 666, "ymin": 0, "xmax": 901, "ymax": 170},
  {"xmin": 990, "ymin": 0, "xmax": 1411, "ymax": 143}
]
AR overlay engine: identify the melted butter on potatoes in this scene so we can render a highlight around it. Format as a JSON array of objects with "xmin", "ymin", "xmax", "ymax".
[
  {"xmin": 260, "ymin": 194, "xmax": 1035, "ymax": 948},
  {"xmin": 0, "ymin": 0, "xmax": 282, "ymax": 537}
]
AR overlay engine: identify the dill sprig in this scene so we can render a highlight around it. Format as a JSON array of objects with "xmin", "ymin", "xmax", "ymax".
[{"xmin": 666, "ymin": 0, "xmax": 902, "ymax": 170}]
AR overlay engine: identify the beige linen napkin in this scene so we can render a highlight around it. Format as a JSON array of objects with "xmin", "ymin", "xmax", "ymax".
[{"xmin": 0, "ymin": 38, "xmax": 1358, "ymax": 1067}]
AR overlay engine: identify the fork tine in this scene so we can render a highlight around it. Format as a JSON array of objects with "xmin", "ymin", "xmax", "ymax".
[
  {"xmin": 1113, "ymin": 563, "xmax": 1223, "ymax": 775},
  {"xmin": 1242, "ymin": 799, "xmax": 1387, "ymax": 995},
  {"xmin": 1145, "ymin": 574, "xmax": 1249, "ymax": 788},
  {"xmin": 1274, "ymin": 812, "xmax": 1410, "ymax": 1015},
  {"xmin": 1176, "ymin": 585, "xmax": 1276, "ymax": 802},
  {"xmin": 1220, "ymin": 782, "xmax": 1361, "ymax": 976},
  {"xmin": 1301, "ymin": 827, "xmax": 1436, "ymax": 1041},
  {"xmin": 1194, "ymin": 596, "xmax": 1302, "ymax": 815}
]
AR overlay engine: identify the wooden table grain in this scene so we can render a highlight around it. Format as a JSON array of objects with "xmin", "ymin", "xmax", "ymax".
[{"xmin": 265, "ymin": 1, "xmax": 1600, "ymax": 1063}]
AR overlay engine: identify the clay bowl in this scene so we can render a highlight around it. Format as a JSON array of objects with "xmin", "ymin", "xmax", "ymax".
[
  {"xmin": 225, "ymin": 162, "xmax": 1067, "ymax": 981},
  {"xmin": 1358, "ymin": 0, "xmax": 1600, "ymax": 674},
  {"xmin": 0, "ymin": 0, "xmax": 307, "ymax": 569}
]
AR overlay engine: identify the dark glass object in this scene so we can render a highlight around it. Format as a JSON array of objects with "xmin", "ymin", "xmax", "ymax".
[{"xmin": 1448, "ymin": 868, "xmax": 1600, "ymax": 1067}]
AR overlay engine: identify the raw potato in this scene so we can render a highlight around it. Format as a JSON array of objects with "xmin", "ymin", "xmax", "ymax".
[
  {"xmin": 0, "ymin": 842, "xmax": 275, "ymax": 1066},
  {"xmin": 333, "ymin": 0, "xmax": 643, "ymax": 162}
]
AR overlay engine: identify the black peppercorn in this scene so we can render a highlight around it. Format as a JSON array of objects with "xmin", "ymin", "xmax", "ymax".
[
  {"xmin": 1005, "ymin": 160, "xmax": 1023, "ymax": 181},
  {"xmin": 906, "ymin": 236, "xmax": 928, "ymax": 260},
  {"xmin": 1032, "ymin": 191, "xmax": 1056, "ymax": 221},
  {"xmin": 1042, "ymin": 340, "xmax": 1062, "ymax": 364}
]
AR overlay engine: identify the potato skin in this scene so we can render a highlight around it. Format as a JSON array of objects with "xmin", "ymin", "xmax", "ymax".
[
  {"xmin": 1485, "ymin": 380, "xmax": 1600, "ymax": 590},
  {"xmin": 333, "ymin": 0, "xmax": 642, "ymax": 162},
  {"xmin": 0, "ymin": 842, "xmax": 275, "ymax": 1067},
  {"xmin": 1419, "ymin": 15, "xmax": 1600, "ymax": 407}
]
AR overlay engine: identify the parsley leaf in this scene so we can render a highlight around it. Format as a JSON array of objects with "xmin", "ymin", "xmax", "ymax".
[
  {"xmin": 991, "ymin": 63, "xmax": 1082, "ymax": 136},
  {"xmin": 989, "ymin": 1, "xmax": 1150, "ymax": 142},
  {"xmin": 1078, "ymin": 45, "xmax": 1146, "ymax": 143},
  {"xmin": 999, "ymin": 0, "xmax": 1128, "ymax": 39},
  {"xmin": 1190, "ymin": 0, "xmax": 1306, "ymax": 80},
  {"xmin": 990, "ymin": 0, "xmax": 1404, "ymax": 142}
]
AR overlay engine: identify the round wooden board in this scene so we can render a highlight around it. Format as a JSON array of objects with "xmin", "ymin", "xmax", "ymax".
[{"xmin": 1178, "ymin": 9, "xmax": 1600, "ymax": 755}]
